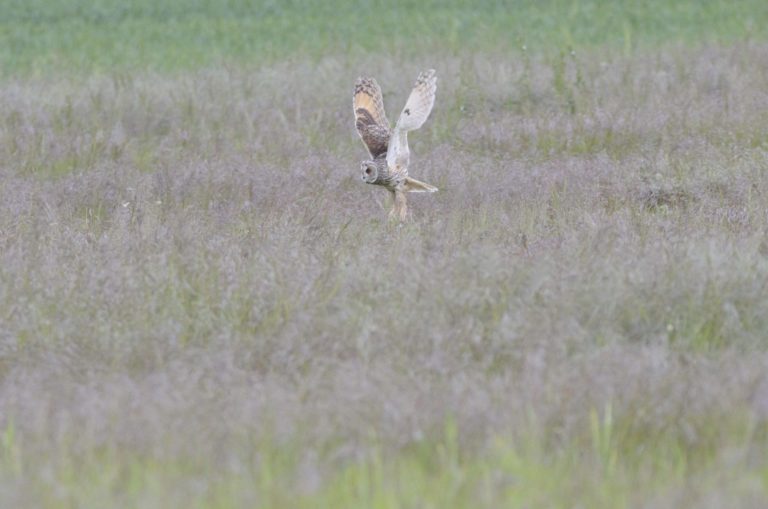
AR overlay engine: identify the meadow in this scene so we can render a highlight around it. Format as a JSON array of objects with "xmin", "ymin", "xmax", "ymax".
[{"xmin": 1, "ymin": 0, "xmax": 768, "ymax": 507}]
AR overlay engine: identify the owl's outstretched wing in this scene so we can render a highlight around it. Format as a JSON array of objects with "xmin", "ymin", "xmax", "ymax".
[
  {"xmin": 353, "ymin": 77, "xmax": 391, "ymax": 159},
  {"xmin": 386, "ymin": 69, "xmax": 437, "ymax": 173}
]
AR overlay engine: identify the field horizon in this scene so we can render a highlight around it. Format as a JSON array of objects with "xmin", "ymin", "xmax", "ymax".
[{"xmin": 2, "ymin": 1, "xmax": 768, "ymax": 507}]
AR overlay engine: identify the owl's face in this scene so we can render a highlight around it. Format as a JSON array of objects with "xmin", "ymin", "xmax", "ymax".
[{"xmin": 361, "ymin": 161, "xmax": 378, "ymax": 184}]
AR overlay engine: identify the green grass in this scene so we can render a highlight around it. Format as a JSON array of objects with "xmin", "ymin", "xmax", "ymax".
[
  {"xmin": 3, "ymin": 0, "xmax": 768, "ymax": 507},
  {"xmin": 4, "ymin": 412, "xmax": 766, "ymax": 508},
  {"xmin": 1, "ymin": 0, "xmax": 767, "ymax": 76}
]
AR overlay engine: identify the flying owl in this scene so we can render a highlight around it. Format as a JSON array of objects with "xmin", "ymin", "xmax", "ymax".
[{"xmin": 353, "ymin": 69, "xmax": 438, "ymax": 221}]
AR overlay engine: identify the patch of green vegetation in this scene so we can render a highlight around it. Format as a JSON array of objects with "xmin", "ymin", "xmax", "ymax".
[
  {"xmin": 1, "ymin": 0, "xmax": 766, "ymax": 76},
  {"xmin": 2, "ymin": 412, "xmax": 765, "ymax": 508}
]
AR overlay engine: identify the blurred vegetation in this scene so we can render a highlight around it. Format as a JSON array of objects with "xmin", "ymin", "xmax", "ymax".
[
  {"xmin": 3, "ymin": 1, "xmax": 768, "ymax": 508},
  {"xmin": 1, "ymin": 0, "xmax": 767, "ymax": 75},
  {"xmin": 3, "ymin": 411, "xmax": 766, "ymax": 508}
]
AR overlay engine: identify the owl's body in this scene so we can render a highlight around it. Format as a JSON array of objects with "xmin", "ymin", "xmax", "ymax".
[{"xmin": 353, "ymin": 70, "xmax": 438, "ymax": 221}]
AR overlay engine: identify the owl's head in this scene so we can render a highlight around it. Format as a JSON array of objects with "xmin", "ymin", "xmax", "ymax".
[{"xmin": 360, "ymin": 161, "xmax": 378, "ymax": 184}]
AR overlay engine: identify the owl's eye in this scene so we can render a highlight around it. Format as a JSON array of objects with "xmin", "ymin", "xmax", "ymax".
[{"xmin": 365, "ymin": 167, "xmax": 372, "ymax": 174}]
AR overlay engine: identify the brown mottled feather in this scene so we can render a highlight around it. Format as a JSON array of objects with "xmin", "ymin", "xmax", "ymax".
[{"xmin": 353, "ymin": 77, "xmax": 391, "ymax": 158}]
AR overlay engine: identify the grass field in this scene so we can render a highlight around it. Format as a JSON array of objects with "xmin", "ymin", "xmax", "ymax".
[
  {"xmin": 2, "ymin": 0, "xmax": 768, "ymax": 75},
  {"xmin": 2, "ymin": 0, "xmax": 768, "ymax": 507}
]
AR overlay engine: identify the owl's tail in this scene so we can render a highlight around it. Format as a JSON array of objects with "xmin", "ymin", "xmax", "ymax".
[{"xmin": 403, "ymin": 177, "xmax": 438, "ymax": 193}]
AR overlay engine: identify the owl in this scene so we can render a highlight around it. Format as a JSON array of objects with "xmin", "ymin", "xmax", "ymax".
[{"xmin": 353, "ymin": 69, "xmax": 438, "ymax": 221}]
